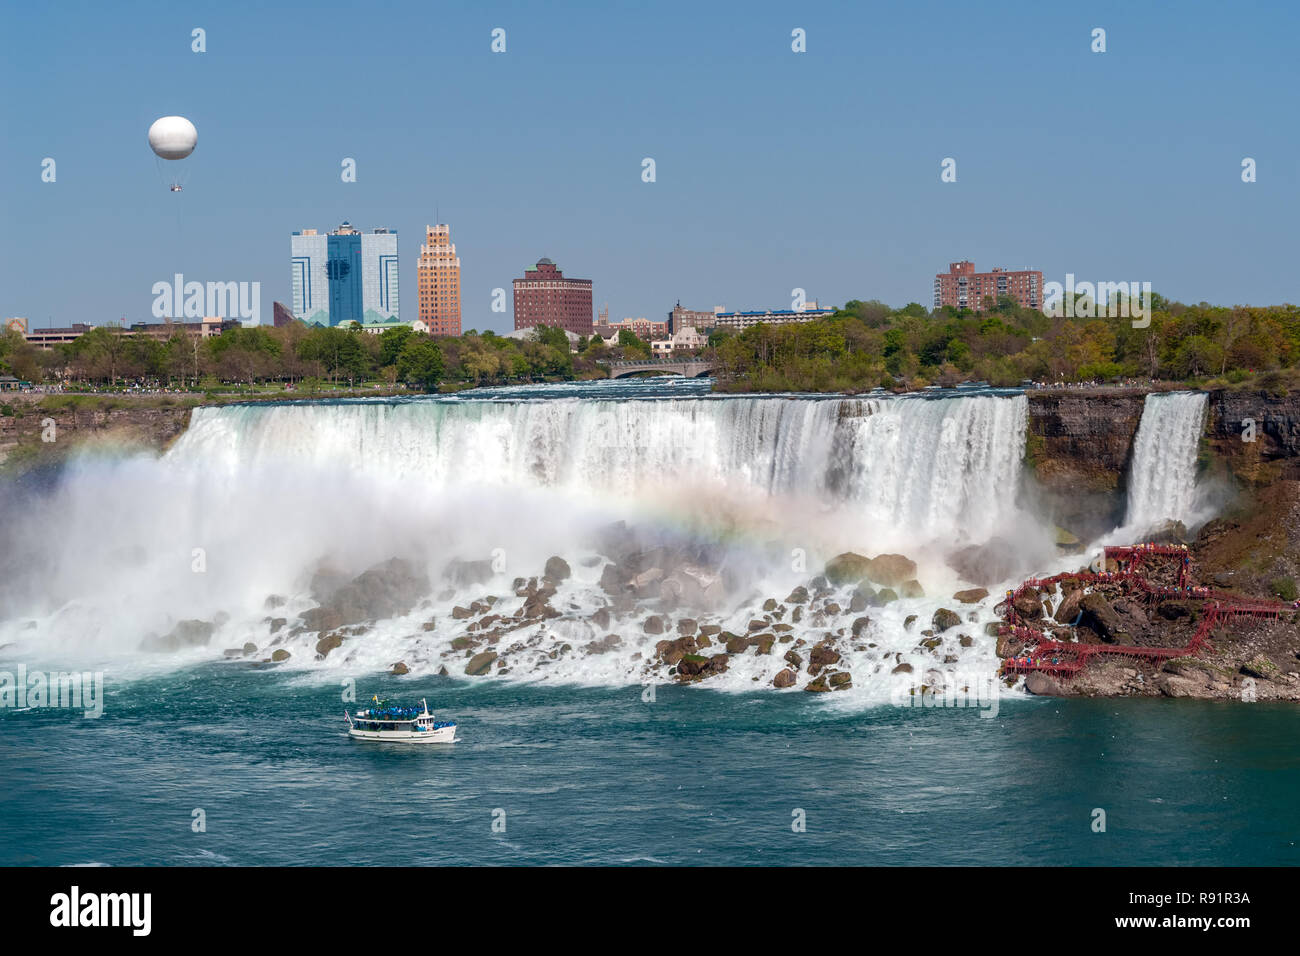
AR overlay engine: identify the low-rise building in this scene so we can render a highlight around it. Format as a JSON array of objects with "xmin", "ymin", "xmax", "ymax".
[
  {"xmin": 343, "ymin": 318, "xmax": 432, "ymax": 336},
  {"xmin": 23, "ymin": 319, "xmax": 235, "ymax": 350},
  {"xmin": 593, "ymin": 317, "xmax": 669, "ymax": 340},
  {"xmin": 710, "ymin": 304, "xmax": 835, "ymax": 333},
  {"xmin": 651, "ymin": 326, "xmax": 707, "ymax": 356}
]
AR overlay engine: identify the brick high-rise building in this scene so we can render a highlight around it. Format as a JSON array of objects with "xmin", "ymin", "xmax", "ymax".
[
  {"xmin": 417, "ymin": 224, "xmax": 461, "ymax": 336},
  {"xmin": 512, "ymin": 258, "xmax": 593, "ymax": 335},
  {"xmin": 933, "ymin": 261, "xmax": 1042, "ymax": 313}
]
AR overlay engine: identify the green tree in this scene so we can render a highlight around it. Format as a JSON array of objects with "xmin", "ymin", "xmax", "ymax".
[
  {"xmin": 396, "ymin": 338, "xmax": 444, "ymax": 391},
  {"xmin": 379, "ymin": 325, "xmax": 414, "ymax": 367}
]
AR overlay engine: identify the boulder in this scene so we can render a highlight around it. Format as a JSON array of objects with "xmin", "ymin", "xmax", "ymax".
[
  {"xmin": 584, "ymin": 634, "xmax": 622, "ymax": 655},
  {"xmin": 140, "ymin": 618, "xmax": 214, "ymax": 652},
  {"xmin": 1079, "ymin": 593, "xmax": 1130, "ymax": 643},
  {"xmin": 676, "ymin": 618, "xmax": 698, "ymax": 636},
  {"xmin": 1240, "ymin": 655, "xmax": 1277, "ymax": 680},
  {"xmin": 465, "ymin": 651, "xmax": 498, "ymax": 676},
  {"xmin": 952, "ymin": 588, "xmax": 989, "ymax": 605},
  {"xmin": 676, "ymin": 653, "xmax": 729, "ymax": 682},
  {"xmin": 599, "ymin": 562, "xmax": 629, "ymax": 596},
  {"xmin": 661, "ymin": 565, "xmax": 724, "ymax": 608},
  {"xmin": 271, "ymin": 649, "xmax": 291, "ymax": 662},
  {"xmin": 390, "ymin": 661, "xmax": 409, "ymax": 675},
  {"xmin": 1054, "ymin": 526, "xmax": 1081, "ymax": 549},
  {"xmin": 1012, "ymin": 589, "xmax": 1043, "ymax": 620},
  {"xmin": 543, "ymin": 556, "xmax": 571, "ymax": 583},
  {"xmin": 655, "ymin": 636, "xmax": 699, "ymax": 666},
  {"xmin": 785, "ymin": 586, "xmax": 810, "ymax": 605},
  {"xmin": 804, "ymin": 675, "xmax": 830, "ymax": 692},
  {"xmin": 725, "ymin": 633, "xmax": 752, "ymax": 654},
  {"xmin": 315, "ymin": 633, "xmax": 344, "ymax": 658},
  {"xmin": 1054, "ymin": 588, "xmax": 1084, "ymax": 624},
  {"xmin": 945, "ymin": 538, "xmax": 1023, "ymax": 589},
  {"xmin": 1024, "ymin": 672, "xmax": 1064, "ymax": 696},
  {"xmin": 891, "ymin": 662, "xmax": 914, "ymax": 674},
  {"xmin": 591, "ymin": 606, "xmax": 612, "ymax": 630},
  {"xmin": 931, "ymin": 608, "xmax": 962, "ymax": 633},
  {"xmin": 824, "ymin": 552, "xmax": 873, "ymax": 586},
  {"xmin": 808, "ymin": 641, "xmax": 841, "ymax": 676},
  {"xmin": 304, "ymin": 557, "xmax": 428, "ymax": 631},
  {"xmin": 864, "ymin": 553, "xmax": 918, "ymax": 588},
  {"xmin": 643, "ymin": 615, "xmax": 667, "ymax": 635},
  {"xmin": 773, "ymin": 669, "xmax": 797, "ymax": 688},
  {"xmin": 899, "ymin": 579, "xmax": 925, "ymax": 599}
]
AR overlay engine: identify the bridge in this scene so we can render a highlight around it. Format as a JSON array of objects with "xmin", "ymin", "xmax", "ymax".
[{"xmin": 599, "ymin": 359, "xmax": 716, "ymax": 379}]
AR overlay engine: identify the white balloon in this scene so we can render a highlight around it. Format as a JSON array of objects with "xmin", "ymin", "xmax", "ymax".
[{"xmin": 148, "ymin": 116, "xmax": 197, "ymax": 160}]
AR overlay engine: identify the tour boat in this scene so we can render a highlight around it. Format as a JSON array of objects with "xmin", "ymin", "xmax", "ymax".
[{"xmin": 344, "ymin": 698, "xmax": 457, "ymax": 744}]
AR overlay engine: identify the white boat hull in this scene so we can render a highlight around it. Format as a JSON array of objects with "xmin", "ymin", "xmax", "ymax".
[{"xmin": 347, "ymin": 725, "xmax": 457, "ymax": 744}]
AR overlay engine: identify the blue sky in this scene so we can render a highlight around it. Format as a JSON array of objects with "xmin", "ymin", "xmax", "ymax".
[{"xmin": 3, "ymin": 0, "xmax": 1298, "ymax": 332}]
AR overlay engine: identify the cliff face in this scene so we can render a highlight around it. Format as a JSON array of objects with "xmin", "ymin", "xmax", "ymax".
[
  {"xmin": 1023, "ymin": 391, "xmax": 1146, "ymax": 537},
  {"xmin": 1206, "ymin": 390, "xmax": 1300, "ymax": 484},
  {"xmin": 0, "ymin": 398, "xmax": 194, "ymax": 472}
]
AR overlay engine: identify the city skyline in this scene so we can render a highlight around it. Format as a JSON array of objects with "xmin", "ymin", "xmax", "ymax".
[{"xmin": 4, "ymin": 2, "xmax": 1300, "ymax": 332}]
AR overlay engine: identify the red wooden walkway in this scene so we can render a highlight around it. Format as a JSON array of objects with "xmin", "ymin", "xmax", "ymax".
[{"xmin": 998, "ymin": 543, "xmax": 1288, "ymax": 680}]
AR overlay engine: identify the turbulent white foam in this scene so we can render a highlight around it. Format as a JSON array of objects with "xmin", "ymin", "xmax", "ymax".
[{"xmin": 1123, "ymin": 392, "xmax": 1208, "ymax": 533}]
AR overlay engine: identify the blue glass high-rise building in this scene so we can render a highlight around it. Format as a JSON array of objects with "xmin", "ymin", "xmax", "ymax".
[{"xmin": 290, "ymin": 222, "xmax": 399, "ymax": 326}]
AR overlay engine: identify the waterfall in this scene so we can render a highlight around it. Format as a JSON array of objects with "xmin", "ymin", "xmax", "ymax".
[
  {"xmin": 171, "ymin": 393, "xmax": 1028, "ymax": 543},
  {"xmin": 0, "ymin": 388, "xmax": 1031, "ymax": 695},
  {"xmin": 1124, "ymin": 391, "xmax": 1208, "ymax": 531}
]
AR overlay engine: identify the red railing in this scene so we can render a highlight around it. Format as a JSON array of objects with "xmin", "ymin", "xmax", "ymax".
[{"xmin": 999, "ymin": 543, "xmax": 1290, "ymax": 680}]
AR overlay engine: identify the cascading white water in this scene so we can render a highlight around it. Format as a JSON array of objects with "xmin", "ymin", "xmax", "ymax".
[
  {"xmin": 173, "ymin": 393, "xmax": 1029, "ymax": 542},
  {"xmin": 1124, "ymin": 392, "xmax": 1208, "ymax": 531},
  {"xmin": 0, "ymin": 389, "xmax": 1032, "ymax": 701}
]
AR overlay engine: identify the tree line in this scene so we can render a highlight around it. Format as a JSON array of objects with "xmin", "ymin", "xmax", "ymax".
[
  {"xmin": 0, "ymin": 322, "xmax": 625, "ymax": 391},
  {"xmin": 710, "ymin": 295, "xmax": 1300, "ymax": 392}
]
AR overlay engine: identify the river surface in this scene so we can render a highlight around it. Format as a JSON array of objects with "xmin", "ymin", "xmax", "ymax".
[{"xmin": 2, "ymin": 668, "xmax": 1297, "ymax": 866}]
